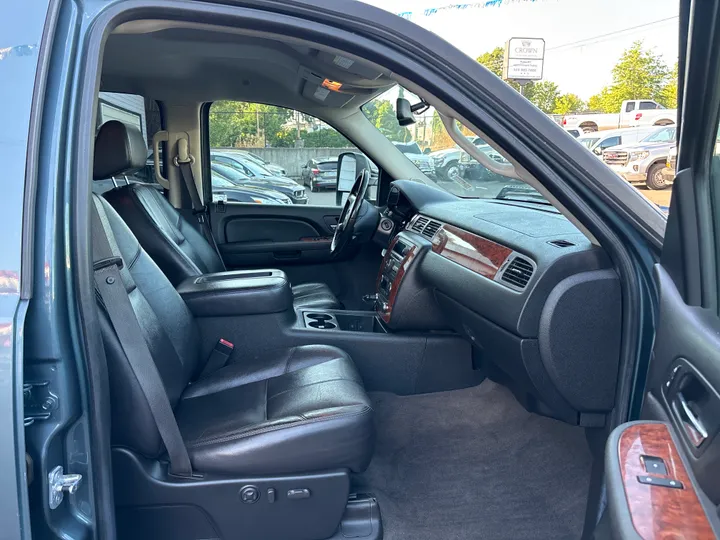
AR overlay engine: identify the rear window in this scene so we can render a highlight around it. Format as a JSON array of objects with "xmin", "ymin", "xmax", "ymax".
[{"xmin": 317, "ymin": 161, "xmax": 337, "ymax": 171}]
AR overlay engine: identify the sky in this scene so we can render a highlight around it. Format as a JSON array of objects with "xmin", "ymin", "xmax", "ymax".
[{"xmin": 360, "ymin": 0, "xmax": 680, "ymax": 100}]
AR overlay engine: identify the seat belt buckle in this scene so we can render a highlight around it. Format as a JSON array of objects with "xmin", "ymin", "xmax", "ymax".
[
  {"xmin": 198, "ymin": 338, "xmax": 235, "ymax": 379},
  {"xmin": 215, "ymin": 338, "xmax": 234, "ymax": 356}
]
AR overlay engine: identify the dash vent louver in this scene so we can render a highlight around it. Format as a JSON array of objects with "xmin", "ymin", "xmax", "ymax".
[
  {"xmin": 501, "ymin": 257, "xmax": 534, "ymax": 289},
  {"xmin": 411, "ymin": 216, "xmax": 429, "ymax": 234},
  {"xmin": 422, "ymin": 220, "xmax": 442, "ymax": 239}
]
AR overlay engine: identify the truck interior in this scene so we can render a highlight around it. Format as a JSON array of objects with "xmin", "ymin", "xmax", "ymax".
[
  {"xmin": 25, "ymin": 2, "xmax": 720, "ymax": 540},
  {"xmin": 80, "ymin": 19, "xmax": 617, "ymax": 540}
]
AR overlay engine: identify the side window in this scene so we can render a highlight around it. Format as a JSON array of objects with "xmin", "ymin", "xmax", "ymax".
[
  {"xmin": 625, "ymin": 102, "xmax": 636, "ymax": 112},
  {"xmin": 208, "ymin": 101, "xmax": 378, "ymax": 205},
  {"xmin": 639, "ymin": 101, "xmax": 658, "ymax": 110},
  {"xmin": 93, "ymin": 93, "xmax": 163, "ymax": 195}
]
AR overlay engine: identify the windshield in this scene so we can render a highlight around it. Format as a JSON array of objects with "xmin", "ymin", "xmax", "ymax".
[
  {"xmin": 362, "ymin": 86, "xmax": 547, "ymax": 203},
  {"xmin": 642, "ymin": 127, "xmax": 676, "ymax": 143},
  {"xmin": 578, "ymin": 137, "xmax": 600, "ymax": 149}
]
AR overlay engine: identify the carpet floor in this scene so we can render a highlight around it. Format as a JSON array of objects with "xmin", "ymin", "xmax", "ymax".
[{"xmin": 353, "ymin": 381, "xmax": 593, "ymax": 540}]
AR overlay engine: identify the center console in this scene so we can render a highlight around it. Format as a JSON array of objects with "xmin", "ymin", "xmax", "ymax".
[
  {"xmin": 376, "ymin": 234, "xmax": 419, "ymax": 323},
  {"xmin": 300, "ymin": 310, "xmax": 386, "ymax": 333}
]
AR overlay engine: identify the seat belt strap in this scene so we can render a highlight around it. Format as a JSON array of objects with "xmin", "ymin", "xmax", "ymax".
[
  {"xmin": 92, "ymin": 199, "xmax": 193, "ymax": 477},
  {"xmin": 198, "ymin": 338, "xmax": 235, "ymax": 379},
  {"xmin": 174, "ymin": 139, "xmax": 223, "ymax": 261}
]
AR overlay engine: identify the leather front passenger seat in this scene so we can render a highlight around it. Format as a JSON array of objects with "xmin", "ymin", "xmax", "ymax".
[
  {"xmin": 92, "ymin": 194, "xmax": 374, "ymax": 476},
  {"xmin": 95, "ymin": 120, "xmax": 341, "ymax": 310}
]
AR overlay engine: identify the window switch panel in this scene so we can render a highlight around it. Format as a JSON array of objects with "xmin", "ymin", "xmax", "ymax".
[
  {"xmin": 637, "ymin": 475, "xmax": 683, "ymax": 489},
  {"xmin": 641, "ymin": 455, "xmax": 668, "ymax": 476}
]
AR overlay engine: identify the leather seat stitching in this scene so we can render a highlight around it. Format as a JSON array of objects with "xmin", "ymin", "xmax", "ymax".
[{"xmin": 185, "ymin": 406, "xmax": 372, "ymax": 447}]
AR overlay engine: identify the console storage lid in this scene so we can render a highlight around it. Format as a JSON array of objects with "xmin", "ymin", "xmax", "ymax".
[{"xmin": 177, "ymin": 269, "xmax": 292, "ymax": 317}]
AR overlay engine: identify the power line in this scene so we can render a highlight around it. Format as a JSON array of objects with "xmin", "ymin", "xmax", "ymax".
[{"xmin": 546, "ymin": 16, "xmax": 679, "ymax": 51}]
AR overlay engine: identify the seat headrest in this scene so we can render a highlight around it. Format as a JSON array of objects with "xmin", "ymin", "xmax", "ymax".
[{"xmin": 93, "ymin": 120, "xmax": 147, "ymax": 180}]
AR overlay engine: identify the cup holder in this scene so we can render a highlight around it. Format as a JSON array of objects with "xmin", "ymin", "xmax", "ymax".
[
  {"xmin": 303, "ymin": 312, "xmax": 338, "ymax": 330},
  {"xmin": 308, "ymin": 320, "xmax": 337, "ymax": 330}
]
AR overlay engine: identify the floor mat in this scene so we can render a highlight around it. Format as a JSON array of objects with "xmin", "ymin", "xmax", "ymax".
[{"xmin": 354, "ymin": 381, "xmax": 592, "ymax": 540}]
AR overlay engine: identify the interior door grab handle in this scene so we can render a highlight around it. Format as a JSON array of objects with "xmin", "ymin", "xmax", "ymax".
[{"xmin": 677, "ymin": 393, "xmax": 708, "ymax": 446}]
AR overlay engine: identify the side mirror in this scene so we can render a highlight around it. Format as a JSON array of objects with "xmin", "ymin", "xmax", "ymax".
[
  {"xmin": 593, "ymin": 147, "xmax": 602, "ymax": 156},
  {"xmin": 396, "ymin": 98, "xmax": 415, "ymax": 127},
  {"xmin": 337, "ymin": 152, "xmax": 371, "ymax": 192},
  {"xmin": 423, "ymin": 147, "xmax": 431, "ymax": 155}
]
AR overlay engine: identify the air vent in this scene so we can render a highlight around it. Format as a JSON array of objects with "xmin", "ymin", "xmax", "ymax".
[
  {"xmin": 548, "ymin": 239, "xmax": 575, "ymax": 248},
  {"xmin": 501, "ymin": 257, "xmax": 534, "ymax": 289},
  {"xmin": 411, "ymin": 216, "xmax": 429, "ymax": 234},
  {"xmin": 422, "ymin": 220, "xmax": 442, "ymax": 239}
]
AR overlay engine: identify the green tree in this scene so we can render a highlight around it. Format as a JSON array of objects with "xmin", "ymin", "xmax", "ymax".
[
  {"xmin": 302, "ymin": 129, "xmax": 352, "ymax": 148},
  {"xmin": 587, "ymin": 42, "xmax": 672, "ymax": 113},
  {"xmin": 363, "ymin": 99, "xmax": 411, "ymax": 141},
  {"xmin": 658, "ymin": 62, "xmax": 678, "ymax": 109},
  {"xmin": 553, "ymin": 93, "xmax": 586, "ymax": 115},
  {"xmin": 209, "ymin": 101, "xmax": 293, "ymax": 147},
  {"xmin": 527, "ymin": 81, "xmax": 560, "ymax": 113},
  {"xmin": 477, "ymin": 46, "xmax": 527, "ymax": 94}
]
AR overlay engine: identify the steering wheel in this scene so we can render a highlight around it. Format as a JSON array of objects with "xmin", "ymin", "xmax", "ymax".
[{"xmin": 331, "ymin": 167, "xmax": 370, "ymax": 257}]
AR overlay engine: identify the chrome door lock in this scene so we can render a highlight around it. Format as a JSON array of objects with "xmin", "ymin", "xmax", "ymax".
[{"xmin": 48, "ymin": 466, "xmax": 82, "ymax": 509}]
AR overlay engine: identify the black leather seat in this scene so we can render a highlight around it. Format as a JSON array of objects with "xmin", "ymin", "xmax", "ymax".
[
  {"xmin": 95, "ymin": 120, "xmax": 341, "ymax": 310},
  {"xmin": 93, "ymin": 194, "xmax": 374, "ymax": 475}
]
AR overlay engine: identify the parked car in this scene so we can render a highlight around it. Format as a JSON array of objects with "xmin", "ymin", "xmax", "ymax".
[
  {"xmin": 430, "ymin": 136, "xmax": 485, "ymax": 181},
  {"xmin": 602, "ymin": 126, "xmax": 677, "ymax": 190},
  {"xmin": 230, "ymin": 149, "xmax": 288, "ymax": 177},
  {"xmin": 458, "ymin": 144, "xmax": 509, "ymax": 182},
  {"xmin": 301, "ymin": 157, "xmax": 338, "ymax": 191},
  {"xmin": 577, "ymin": 127, "xmax": 659, "ymax": 157},
  {"xmin": 211, "ymin": 152, "xmax": 307, "ymax": 203},
  {"xmin": 564, "ymin": 128, "xmax": 581, "ymax": 138},
  {"xmin": 211, "ymin": 171, "xmax": 292, "ymax": 204},
  {"xmin": 661, "ymin": 146, "xmax": 678, "ymax": 185},
  {"xmin": 391, "ymin": 141, "xmax": 435, "ymax": 175},
  {"xmin": 563, "ymin": 99, "xmax": 676, "ymax": 133}
]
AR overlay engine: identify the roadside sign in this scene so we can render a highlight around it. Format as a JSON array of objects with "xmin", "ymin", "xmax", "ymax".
[{"xmin": 503, "ymin": 37, "xmax": 545, "ymax": 82}]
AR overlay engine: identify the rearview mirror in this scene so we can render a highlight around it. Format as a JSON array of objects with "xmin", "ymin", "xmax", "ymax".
[{"xmin": 396, "ymin": 98, "xmax": 415, "ymax": 127}]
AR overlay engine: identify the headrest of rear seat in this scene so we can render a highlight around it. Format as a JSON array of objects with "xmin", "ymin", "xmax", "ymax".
[{"xmin": 93, "ymin": 120, "xmax": 147, "ymax": 180}]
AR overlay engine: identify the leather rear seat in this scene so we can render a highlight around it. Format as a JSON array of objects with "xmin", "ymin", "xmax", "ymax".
[{"xmin": 93, "ymin": 195, "xmax": 374, "ymax": 475}]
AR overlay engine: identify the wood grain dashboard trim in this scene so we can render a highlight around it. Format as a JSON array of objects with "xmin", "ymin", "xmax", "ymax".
[
  {"xmin": 376, "ymin": 235, "xmax": 417, "ymax": 324},
  {"xmin": 430, "ymin": 223, "xmax": 513, "ymax": 279},
  {"xmin": 618, "ymin": 423, "xmax": 714, "ymax": 540}
]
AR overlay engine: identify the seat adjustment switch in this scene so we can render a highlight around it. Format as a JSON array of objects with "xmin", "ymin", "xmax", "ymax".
[{"xmin": 287, "ymin": 488, "xmax": 311, "ymax": 500}]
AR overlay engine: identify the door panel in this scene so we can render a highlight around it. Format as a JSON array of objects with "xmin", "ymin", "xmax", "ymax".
[
  {"xmin": 211, "ymin": 202, "xmax": 339, "ymax": 268},
  {"xmin": 209, "ymin": 202, "xmax": 382, "ymax": 309},
  {"xmin": 605, "ymin": 1, "xmax": 720, "ymax": 537}
]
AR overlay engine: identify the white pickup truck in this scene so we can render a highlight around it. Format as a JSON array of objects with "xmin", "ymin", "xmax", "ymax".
[{"xmin": 562, "ymin": 100, "xmax": 676, "ymax": 133}]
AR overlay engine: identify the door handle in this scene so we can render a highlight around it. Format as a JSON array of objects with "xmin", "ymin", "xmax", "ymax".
[{"xmin": 676, "ymin": 392, "xmax": 708, "ymax": 447}]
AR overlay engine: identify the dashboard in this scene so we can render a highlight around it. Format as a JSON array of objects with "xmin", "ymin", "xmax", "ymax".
[{"xmin": 377, "ymin": 180, "xmax": 622, "ymax": 425}]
